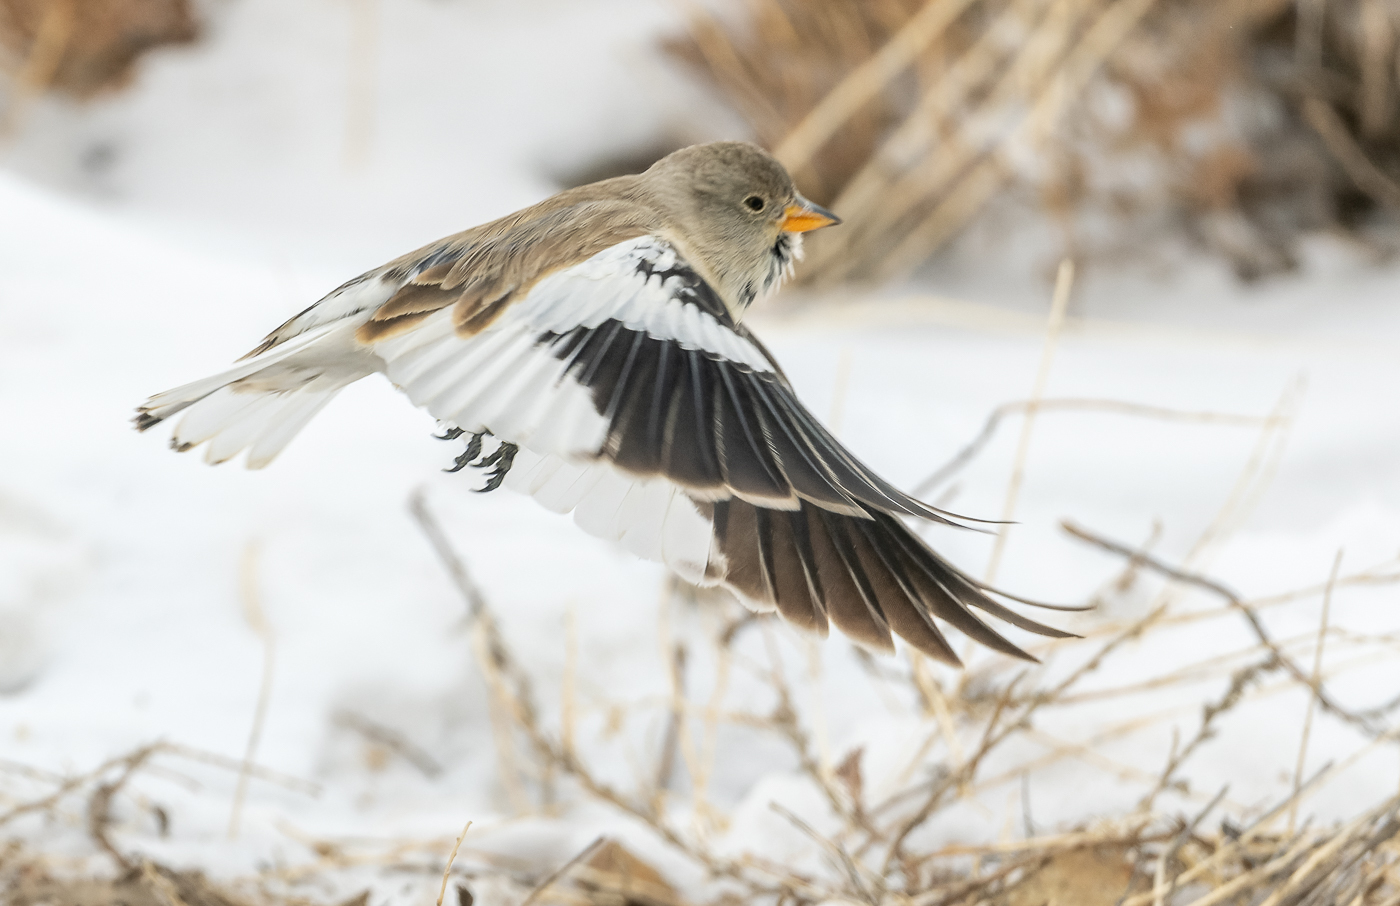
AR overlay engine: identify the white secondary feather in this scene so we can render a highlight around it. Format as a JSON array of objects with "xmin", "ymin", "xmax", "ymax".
[
  {"xmin": 376, "ymin": 309, "xmax": 610, "ymax": 458},
  {"xmin": 504, "ymin": 448, "xmax": 715, "ymax": 585},
  {"xmin": 371, "ymin": 235, "xmax": 780, "ymax": 465}
]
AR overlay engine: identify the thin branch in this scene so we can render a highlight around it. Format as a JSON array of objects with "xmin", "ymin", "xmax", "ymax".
[
  {"xmin": 409, "ymin": 489, "xmax": 490, "ymax": 621},
  {"xmin": 770, "ymin": 802, "xmax": 881, "ymax": 906},
  {"xmin": 1303, "ymin": 97, "xmax": 1400, "ymax": 209},
  {"xmin": 1139, "ymin": 661, "xmax": 1278, "ymax": 813},
  {"xmin": 88, "ymin": 745, "xmax": 161, "ymax": 870},
  {"xmin": 1062, "ymin": 520, "xmax": 1389, "ymax": 743},
  {"xmin": 519, "ymin": 836, "xmax": 606, "ymax": 906},
  {"xmin": 408, "ymin": 491, "xmax": 737, "ymax": 881},
  {"xmin": 333, "ymin": 710, "xmax": 444, "ymax": 778},
  {"xmin": 1152, "ymin": 785, "xmax": 1230, "ymax": 906},
  {"xmin": 914, "ymin": 399, "xmax": 1272, "ymax": 496}
]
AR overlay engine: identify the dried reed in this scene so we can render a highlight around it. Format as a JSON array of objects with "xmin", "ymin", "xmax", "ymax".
[
  {"xmin": 667, "ymin": 0, "xmax": 1400, "ymax": 283},
  {"xmin": 0, "ymin": 0, "xmax": 197, "ymax": 136}
]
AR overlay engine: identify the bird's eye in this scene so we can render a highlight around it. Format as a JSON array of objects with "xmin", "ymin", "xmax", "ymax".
[{"xmin": 744, "ymin": 195, "xmax": 766, "ymax": 212}]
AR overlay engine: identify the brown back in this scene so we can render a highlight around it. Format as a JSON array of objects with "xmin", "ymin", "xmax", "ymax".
[{"xmin": 357, "ymin": 179, "xmax": 659, "ymax": 343}]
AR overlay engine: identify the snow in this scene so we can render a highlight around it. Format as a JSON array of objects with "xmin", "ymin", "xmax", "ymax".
[{"xmin": 3, "ymin": 0, "xmax": 1400, "ymax": 902}]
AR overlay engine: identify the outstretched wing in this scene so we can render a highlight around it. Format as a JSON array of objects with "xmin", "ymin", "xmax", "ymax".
[
  {"xmin": 365, "ymin": 235, "xmax": 1074, "ymax": 664},
  {"xmin": 372, "ymin": 236, "xmax": 972, "ymax": 525}
]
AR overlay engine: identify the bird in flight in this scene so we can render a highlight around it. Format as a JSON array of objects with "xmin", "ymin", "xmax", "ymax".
[{"xmin": 136, "ymin": 141, "xmax": 1073, "ymax": 665}]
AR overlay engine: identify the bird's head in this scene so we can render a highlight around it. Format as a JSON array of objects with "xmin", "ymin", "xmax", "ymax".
[{"xmin": 642, "ymin": 141, "xmax": 840, "ymax": 315}]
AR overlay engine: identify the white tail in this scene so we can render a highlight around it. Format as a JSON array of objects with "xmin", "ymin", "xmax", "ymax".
[{"xmin": 136, "ymin": 321, "xmax": 377, "ymax": 469}]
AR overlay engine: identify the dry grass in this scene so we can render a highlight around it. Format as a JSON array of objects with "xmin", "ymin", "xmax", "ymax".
[
  {"xmin": 0, "ymin": 0, "xmax": 196, "ymax": 97},
  {"xmin": 6, "ymin": 335, "xmax": 1400, "ymax": 903},
  {"xmin": 390, "ymin": 513, "xmax": 1400, "ymax": 904},
  {"xmin": 667, "ymin": 0, "xmax": 1400, "ymax": 283},
  {"xmin": 378, "ymin": 386, "xmax": 1400, "ymax": 904},
  {"xmin": 6, "ymin": 303, "xmax": 1399, "ymax": 906},
  {"xmin": 5, "ymin": 459, "xmax": 1400, "ymax": 902},
  {"xmin": 0, "ymin": 0, "xmax": 197, "ymax": 139},
  {"xmin": 386, "ymin": 342, "xmax": 1400, "ymax": 903}
]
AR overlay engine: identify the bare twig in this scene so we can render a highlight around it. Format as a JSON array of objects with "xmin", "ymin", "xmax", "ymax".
[
  {"xmin": 1, "ymin": 746, "xmax": 159, "ymax": 829},
  {"xmin": 88, "ymin": 745, "xmax": 160, "ymax": 870},
  {"xmin": 882, "ymin": 671, "xmax": 1028, "ymax": 871},
  {"xmin": 655, "ymin": 641, "xmax": 688, "ymax": 798},
  {"xmin": 333, "ymin": 710, "xmax": 443, "ymax": 778},
  {"xmin": 409, "ymin": 490, "xmax": 490, "ymax": 621},
  {"xmin": 1139, "ymin": 662, "xmax": 1278, "ymax": 813},
  {"xmin": 761, "ymin": 625, "xmax": 876, "ymax": 838},
  {"xmin": 519, "ymin": 836, "xmax": 607, "ymax": 906},
  {"xmin": 408, "ymin": 491, "xmax": 736, "ymax": 880},
  {"xmin": 770, "ymin": 802, "xmax": 881, "ymax": 905},
  {"xmin": 914, "ymin": 399, "xmax": 1273, "ymax": 496},
  {"xmin": 1152, "ymin": 785, "xmax": 1230, "ymax": 906},
  {"xmin": 1062, "ymin": 520, "xmax": 1389, "ymax": 743},
  {"xmin": 1117, "ymin": 764, "xmax": 1339, "ymax": 906},
  {"xmin": 162, "ymin": 743, "xmax": 320, "ymax": 796}
]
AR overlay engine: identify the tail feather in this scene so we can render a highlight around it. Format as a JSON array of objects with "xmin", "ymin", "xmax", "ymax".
[
  {"xmin": 246, "ymin": 390, "xmax": 341, "ymax": 469},
  {"xmin": 136, "ymin": 322, "xmax": 346, "ymax": 430},
  {"xmin": 202, "ymin": 393, "xmax": 285, "ymax": 463},
  {"xmin": 170, "ymin": 386, "xmax": 269, "ymax": 449},
  {"xmin": 136, "ymin": 322, "xmax": 372, "ymax": 468}
]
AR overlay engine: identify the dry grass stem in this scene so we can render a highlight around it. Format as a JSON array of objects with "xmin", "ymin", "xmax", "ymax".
[
  {"xmin": 1290, "ymin": 550, "xmax": 1345, "ymax": 834},
  {"xmin": 228, "ymin": 540, "xmax": 276, "ymax": 840},
  {"xmin": 332, "ymin": 710, "xmax": 443, "ymax": 778},
  {"xmin": 518, "ymin": 836, "xmax": 605, "ymax": 906},
  {"xmin": 1063, "ymin": 521, "xmax": 1391, "ymax": 745},
  {"xmin": 671, "ymin": 0, "xmax": 1400, "ymax": 280},
  {"xmin": 984, "ymin": 257, "xmax": 1074, "ymax": 584},
  {"xmin": 434, "ymin": 820, "xmax": 472, "ymax": 906},
  {"xmin": 914, "ymin": 397, "xmax": 1275, "ymax": 497},
  {"xmin": 773, "ymin": 0, "xmax": 980, "ymax": 172}
]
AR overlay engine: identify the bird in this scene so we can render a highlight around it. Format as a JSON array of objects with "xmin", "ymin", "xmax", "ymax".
[{"xmin": 135, "ymin": 141, "xmax": 1075, "ymax": 666}]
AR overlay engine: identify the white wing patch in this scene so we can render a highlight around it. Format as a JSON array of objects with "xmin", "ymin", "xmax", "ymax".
[
  {"xmin": 375, "ymin": 309, "xmax": 611, "ymax": 457},
  {"xmin": 371, "ymin": 235, "xmax": 776, "ymax": 462},
  {"xmin": 517, "ymin": 237, "xmax": 774, "ymax": 372},
  {"xmin": 504, "ymin": 447, "xmax": 719, "ymax": 587}
]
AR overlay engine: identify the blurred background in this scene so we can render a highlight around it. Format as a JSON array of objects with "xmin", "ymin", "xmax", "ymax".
[{"xmin": 3, "ymin": 1, "xmax": 1400, "ymax": 904}]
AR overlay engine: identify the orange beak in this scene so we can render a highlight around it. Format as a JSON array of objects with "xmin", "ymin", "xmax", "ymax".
[{"xmin": 781, "ymin": 197, "xmax": 841, "ymax": 233}]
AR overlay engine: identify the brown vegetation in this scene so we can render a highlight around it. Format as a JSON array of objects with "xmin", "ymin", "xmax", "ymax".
[
  {"xmin": 0, "ymin": 0, "xmax": 196, "ymax": 124},
  {"xmin": 668, "ymin": 0, "xmax": 1400, "ymax": 282}
]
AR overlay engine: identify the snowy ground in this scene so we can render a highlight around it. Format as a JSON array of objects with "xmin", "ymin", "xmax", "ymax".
[{"xmin": 3, "ymin": 1, "xmax": 1400, "ymax": 902}]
